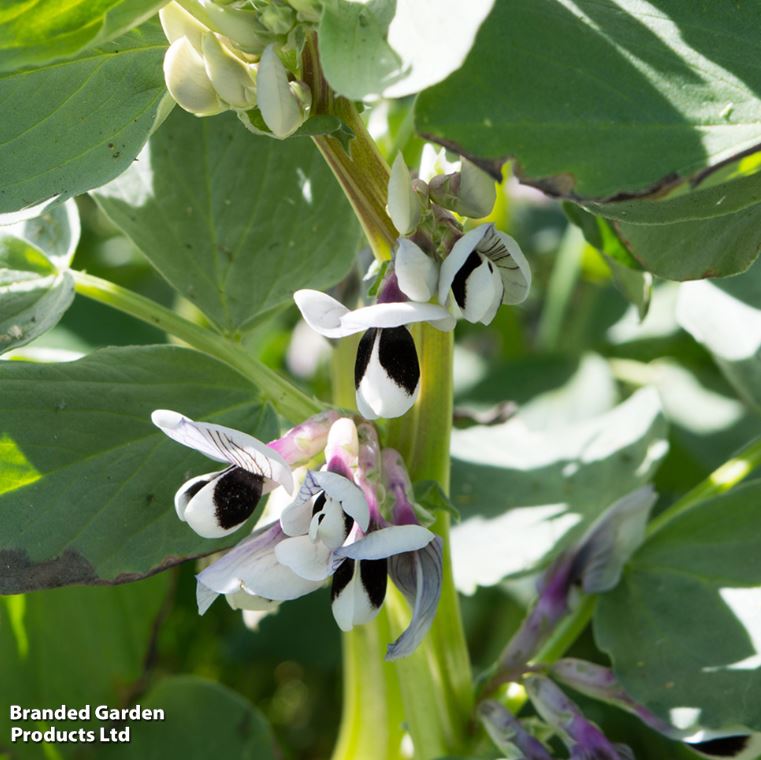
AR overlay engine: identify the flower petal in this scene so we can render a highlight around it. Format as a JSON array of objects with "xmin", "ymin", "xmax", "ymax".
[
  {"xmin": 386, "ymin": 536, "xmax": 443, "ymax": 660},
  {"xmin": 174, "ymin": 470, "xmax": 222, "ymax": 521},
  {"xmin": 275, "ymin": 534, "xmax": 334, "ymax": 580},
  {"xmin": 225, "ymin": 589, "xmax": 280, "ymax": 612},
  {"xmin": 163, "ymin": 37, "xmax": 226, "ymax": 117},
  {"xmin": 336, "ymin": 525, "xmax": 435, "ymax": 560},
  {"xmin": 197, "ymin": 521, "xmax": 322, "ymax": 602},
  {"xmin": 355, "ymin": 327, "xmax": 420, "ymax": 420},
  {"xmin": 479, "ymin": 227, "xmax": 532, "ymax": 305},
  {"xmin": 342, "ymin": 301, "xmax": 452, "ymax": 332},
  {"xmin": 311, "ymin": 470, "xmax": 370, "ymax": 532},
  {"xmin": 388, "ymin": 155, "xmax": 421, "ymax": 235},
  {"xmin": 395, "ymin": 239, "xmax": 439, "ymax": 302},
  {"xmin": 310, "ymin": 495, "xmax": 352, "ymax": 550},
  {"xmin": 183, "ymin": 466, "xmax": 264, "ymax": 538},
  {"xmin": 453, "ymin": 252, "xmax": 503, "ymax": 324},
  {"xmin": 331, "ymin": 558, "xmax": 387, "ymax": 631},
  {"xmin": 159, "ymin": 1, "xmax": 206, "ymax": 51},
  {"xmin": 151, "ymin": 409, "xmax": 294, "ymax": 492},
  {"xmin": 201, "ymin": 32, "xmax": 257, "ymax": 110},
  {"xmin": 293, "ymin": 289, "xmax": 352, "ymax": 338},
  {"xmin": 437, "ymin": 225, "xmax": 488, "ymax": 305},
  {"xmin": 478, "ymin": 700, "xmax": 554, "ymax": 760},
  {"xmin": 257, "ymin": 44, "xmax": 304, "ymax": 138}
]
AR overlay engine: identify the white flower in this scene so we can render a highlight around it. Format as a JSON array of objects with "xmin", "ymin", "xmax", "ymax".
[
  {"xmin": 257, "ymin": 44, "xmax": 310, "ymax": 138},
  {"xmin": 418, "ymin": 143, "xmax": 459, "ymax": 184},
  {"xmin": 294, "ymin": 289, "xmax": 454, "ymax": 420},
  {"xmin": 387, "ymin": 154, "xmax": 422, "ymax": 235},
  {"xmin": 152, "ymin": 410, "xmax": 293, "ymax": 538},
  {"xmin": 163, "ymin": 36, "xmax": 226, "ymax": 117},
  {"xmin": 438, "ymin": 223, "xmax": 531, "ymax": 324}
]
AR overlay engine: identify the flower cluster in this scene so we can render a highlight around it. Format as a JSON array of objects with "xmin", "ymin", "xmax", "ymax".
[
  {"xmin": 159, "ymin": 1, "xmax": 315, "ymax": 137},
  {"xmin": 294, "ymin": 149, "xmax": 532, "ymax": 420},
  {"xmin": 153, "ymin": 409, "xmax": 442, "ymax": 658}
]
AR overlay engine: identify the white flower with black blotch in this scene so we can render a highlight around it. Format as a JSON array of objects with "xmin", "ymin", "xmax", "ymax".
[
  {"xmin": 276, "ymin": 470, "xmax": 371, "ymax": 580},
  {"xmin": 293, "ymin": 288, "xmax": 454, "ymax": 420},
  {"xmin": 331, "ymin": 523, "xmax": 437, "ymax": 633},
  {"xmin": 438, "ymin": 223, "xmax": 531, "ymax": 325},
  {"xmin": 152, "ymin": 410, "xmax": 294, "ymax": 539}
]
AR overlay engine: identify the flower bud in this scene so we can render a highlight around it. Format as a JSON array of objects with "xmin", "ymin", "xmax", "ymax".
[
  {"xmin": 260, "ymin": 4, "xmax": 296, "ymax": 36},
  {"xmin": 163, "ymin": 37, "xmax": 226, "ymax": 117},
  {"xmin": 458, "ymin": 159, "xmax": 497, "ymax": 218},
  {"xmin": 257, "ymin": 44, "xmax": 310, "ymax": 138},
  {"xmin": 387, "ymin": 154, "xmax": 422, "ymax": 235},
  {"xmin": 197, "ymin": 1, "xmax": 268, "ymax": 54},
  {"xmin": 201, "ymin": 32, "xmax": 257, "ymax": 109},
  {"xmin": 395, "ymin": 239, "xmax": 439, "ymax": 302},
  {"xmin": 324, "ymin": 417, "xmax": 359, "ymax": 475}
]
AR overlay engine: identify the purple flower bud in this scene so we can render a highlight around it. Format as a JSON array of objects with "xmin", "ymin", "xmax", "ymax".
[{"xmin": 382, "ymin": 448, "xmax": 418, "ymax": 525}]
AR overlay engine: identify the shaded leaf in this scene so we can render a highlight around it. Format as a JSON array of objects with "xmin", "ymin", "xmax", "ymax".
[
  {"xmin": 416, "ymin": 1, "xmax": 761, "ymax": 200},
  {"xmin": 0, "ymin": 345, "xmax": 277, "ymax": 593},
  {"xmin": 595, "ymin": 482, "xmax": 761, "ymax": 732},
  {"xmin": 0, "ymin": 23, "xmax": 167, "ymax": 214},
  {"xmin": 92, "ymin": 108, "xmax": 360, "ymax": 333}
]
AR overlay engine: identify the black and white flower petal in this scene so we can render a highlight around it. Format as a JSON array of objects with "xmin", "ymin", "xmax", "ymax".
[
  {"xmin": 152, "ymin": 409, "xmax": 294, "ymax": 493},
  {"xmin": 280, "ymin": 470, "xmax": 370, "ymax": 537},
  {"xmin": 174, "ymin": 465, "xmax": 265, "ymax": 538},
  {"xmin": 354, "ymin": 326, "xmax": 420, "ymax": 420},
  {"xmin": 196, "ymin": 521, "xmax": 323, "ymax": 613},
  {"xmin": 386, "ymin": 536, "xmax": 443, "ymax": 660},
  {"xmin": 331, "ymin": 557, "xmax": 388, "ymax": 632},
  {"xmin": 294, "ymin": 290, "xmax": 455, "ymax": 339},
  {"xmin": 439, "ymin": 223, "xmax": 531, "ymax": 323}
]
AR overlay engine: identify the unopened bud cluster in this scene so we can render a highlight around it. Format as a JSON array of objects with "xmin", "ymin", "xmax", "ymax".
[{"xmin": 160, "ymin": 0, "xmax": 315, "ymax": 138}]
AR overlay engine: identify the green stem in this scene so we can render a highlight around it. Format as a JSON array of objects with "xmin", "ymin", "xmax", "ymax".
[
  {"xmin": 536, "ymin": 225, "xmax": 585, "ymax": 352},
  {"xmin": 386, "ymin": 325, "xmax": 474, "ymax": 758},
  {"xmin": 71, "ymin": 270, "xmax": 323, "ymax": 422}
]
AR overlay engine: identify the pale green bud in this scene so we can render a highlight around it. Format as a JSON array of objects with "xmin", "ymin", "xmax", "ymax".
[
  {"xmin": 163, "ymin": 37, "xmax": 226, "ymax": 117},
  {"xmin": 201, "ymin": 32, "xmax": 257, "ymax": 109},
  {"xmin": 387, "ymin": 154, "xmax": 422, "ymax": 235},
  {"xmin": 257, "ymin": 45, "xmax": 310, "ymax": 138},
  {"xmin": 458, "ymin": 158, "xmax": 497, "ymax": 218}
]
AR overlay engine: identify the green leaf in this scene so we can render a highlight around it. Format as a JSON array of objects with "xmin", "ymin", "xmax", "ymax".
[
  {"xmin": 92, "ymin": 108, "xmax": 361, "ymax": 334},
  {"xmin": 0, "ymin": 0, "xmax": 166, "ymax": 73},
  {"xmin": 0, "ymin": 575, "xmax": 169, "ymax": 760},
  {"xmin": 677, "ymin": 258, "xmax": 761, "ymax": 411},
  {"xmin": 416, "ymin": 1, "xmax": 761, "ymax": 201},
  {"xmin": 0, "ymin": 200, "xmax": 79, "ymax": 353},
  {"xmin": 318, "ymin": 0, "xmax": 493, "ymax": 99},
  {"xmin": 614, "ymin": 201, "xmax": 761, "ymax": 280},
  {"xmin": 0, "ymin": 23, "xmax": 168, "ymax": 215},
  {"xmin": 0, "ymin": 345, "xmax": 277, "ymax": 593},
  {"xmin": 101, "ymin": 676, "xmax": 277, "ymax": 760},
  {"xmin": 450, "ymin": 387, "xmax": 668, "ymax": 593},
  {"xmin": 595, "ymin": 481, "xmax": 761, "ymax": 731}
]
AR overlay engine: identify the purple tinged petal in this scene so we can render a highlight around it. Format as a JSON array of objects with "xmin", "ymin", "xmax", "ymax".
[
  {"xmin": 376, "ymin": 272, "xmax": 408, "ymax": 304},
  {"xmin": 477, "ymin": 700, "xmax": 554, "ymax": 760},
  {"xmin": 382, "ymin": 448, "xmax": 418, "ymax": 525},
  {"xmin": 525, "ymin": 675, "xmax": 632, "ymax": 760},
  {"xmin": 385, "ymin": 536, "xmax": 443, "ymax": 660},
  {"xmin": 267, "ymin": 410, "xmax": 341, "ymax": 467}
]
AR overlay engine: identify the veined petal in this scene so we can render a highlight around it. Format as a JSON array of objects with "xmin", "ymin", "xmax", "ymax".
[
  {"xmin": 336, "ymin": 525, "xmax": 435, "ymax": 560},
  {"xmin": 479, "ymin": 226, "xmax": 532, "ymax": 305},
  {"xmin": 197, "ymin": 521, "xmax": 322, "ymax": 602},
  {"xmin": 258, "ymin": 44, "xmax": 304, "ymax": 138},
  {"xmin": 386, "ymin": 536, "xmax": 443, "ymax": 660},
  {"xmin": 275, "ymin": 534, "xmax": 333, "ymax": 580},
  {"xmin": 182, "ymin": 466, "xmax": 264, "ymax": 538},
  {"xmin": 355, "ymin": 327, "xmax": 420, "ymax": 420},
  {"xmin": 163, "ymin": 37, "xmax": 226, "ymax": 117},
  {"xmin": 151, "ymin": 409, "xmax": 294, "ymax": 493},
  {"xmin": 331, "ymin": 558, "xmax": 387, "ymax": 631},
  {"xmin": 395, "ymin": 239, "xmax": 439, "ymax": 302},
  {"xmin": 293, "ymin": 289, "xmax": 352, "ymax": 338}
]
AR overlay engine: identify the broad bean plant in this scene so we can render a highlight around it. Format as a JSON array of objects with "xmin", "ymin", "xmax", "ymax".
[{"xmin": 2, "ymin": 2, "xmax": 761, "ymax": 759}]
